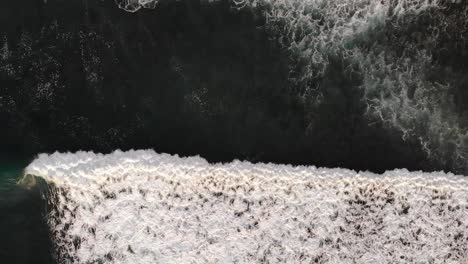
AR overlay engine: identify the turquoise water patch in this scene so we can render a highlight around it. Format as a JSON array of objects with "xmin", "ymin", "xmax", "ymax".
[{"xmin": 0, "ymin": 156, "xmax": 29, "ymax": 191}]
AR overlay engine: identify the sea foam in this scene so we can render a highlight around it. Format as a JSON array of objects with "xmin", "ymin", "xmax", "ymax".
[{"xmin": 25, "ymin": 150, "xmax": 468, "ymax": 263}]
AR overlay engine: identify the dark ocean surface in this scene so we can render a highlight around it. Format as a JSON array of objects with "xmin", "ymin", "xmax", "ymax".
[
  {"xmin": 0, "ymin": 0, "xmax": 467, "ymax": 263},
  {"xmin": 3, "ymin": 0, "xmax": 464, "ymax": 173},
  {"xmin": 0, "ymin": 155, "xmax": 52, "ymax": 264}
]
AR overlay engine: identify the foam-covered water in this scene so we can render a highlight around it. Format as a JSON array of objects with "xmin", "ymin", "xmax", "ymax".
[
  {"xmin": 251, "ymin": 0, "xmax": 468, "ymax": 175},
  {"xmin": 256, "ymin": 0, "xmax": 468, "ymax": 173},
  {"xmin": 26, "ymin": 150, "xmax": 468, "ymax": 263}
]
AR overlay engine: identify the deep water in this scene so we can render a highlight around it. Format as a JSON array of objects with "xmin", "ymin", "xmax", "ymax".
[
  {"xmin": 2, "ymin": 0, "xmax": 461, "ymax": 174},
  {"xmin": 0, "ymin": 155, "xmax": 52, "ymax": 264}
]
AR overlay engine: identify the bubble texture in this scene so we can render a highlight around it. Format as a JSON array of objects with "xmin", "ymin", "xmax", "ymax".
[{"xmin": 26, "ymin": 150, "xmax": 468, "ymax": 263}]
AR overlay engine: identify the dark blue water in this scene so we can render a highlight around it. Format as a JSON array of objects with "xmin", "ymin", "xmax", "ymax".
[{"xmin": 0, "ymin": 155, "xmax": 52, "ymax": 263}]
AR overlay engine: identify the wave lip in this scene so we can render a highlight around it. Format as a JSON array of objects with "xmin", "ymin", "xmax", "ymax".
[{"xmin": 26, "ymin": 150, "xmax": 468, "ymax": 263}]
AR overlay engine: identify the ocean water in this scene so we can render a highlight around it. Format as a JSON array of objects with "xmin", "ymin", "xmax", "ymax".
[
  {"xmin": 1, "ymin": 0, "xmax": 468, "ymax": 174},
  {"xmin": 1, "ymin": 0, "xmax": 467, "ymax": 263},
  {"xmin": 0, "ymin": 156, "xmax": 52, "ymax": 264}
]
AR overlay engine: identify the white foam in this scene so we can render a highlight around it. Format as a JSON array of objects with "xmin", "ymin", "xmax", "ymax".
[
  {"xmin": 26, "ymin": 150, "xmax": 468, "ymax": 263},
  {"xmin": 114, "ymin": 0, "xmax": 159, "ymax": 12}
]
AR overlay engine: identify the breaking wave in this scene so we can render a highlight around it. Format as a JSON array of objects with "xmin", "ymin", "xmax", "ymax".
[{"xmin": 25, "ymin": 150, "xmax": 468, "ymax": 263}]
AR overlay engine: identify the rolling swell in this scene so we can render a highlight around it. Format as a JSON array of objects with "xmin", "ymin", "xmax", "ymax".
[{"xmin": 1, "ymin": 0, "xmax": 467, "ymax": 174}]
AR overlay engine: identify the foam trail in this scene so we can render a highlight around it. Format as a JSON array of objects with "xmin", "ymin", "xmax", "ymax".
[
  {"xmin": 26, "ymin": 150, "xmax": 468, "ymax": 263},
  {"xmin": 114, "ymin": 0, "xmax": 159, "ymax": 12}
]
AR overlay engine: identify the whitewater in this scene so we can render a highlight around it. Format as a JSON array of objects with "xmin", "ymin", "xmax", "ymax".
[{"xmin": 25, "ymin": 150, "xmax": 468, "ymax": 263}]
